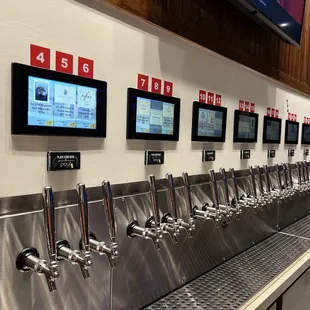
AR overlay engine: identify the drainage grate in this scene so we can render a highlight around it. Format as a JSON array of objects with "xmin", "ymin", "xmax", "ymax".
[
  {"xmin": 282, "ymin": 215, "xmax": 310, "ymax": 239},
  {"xmin": 145, "ymin": 232, "xmax": 310, "ymax": 310}
]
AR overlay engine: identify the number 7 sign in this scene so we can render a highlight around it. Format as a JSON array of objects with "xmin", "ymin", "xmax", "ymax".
[{"xmin": 137, "ymin": 74, "xmax": 149, "ymax": 91}]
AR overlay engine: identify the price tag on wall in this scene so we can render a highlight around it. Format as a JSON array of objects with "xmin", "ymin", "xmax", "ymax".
[
  {"xmin": 55, "ymin": 51, "xmax": 73, "ymax": 74},
  {"xmin": 199, "ymin": 90, "xmax": 206, "ymax": 103},
  {"xmin": 78, "ymin": 57, "xmax": 94, "ymax": 78},
  {"xmin": 30, "ymin": 44, "xmax": 51, "ymax": 69},
  {"xmin": 245, "ymin": 101, "xmax": 250, "ymax": 112},
  {"xmin": 215, "ymin": 94, "xmax": 222, "ymax": 106},
  {"xmin": 250, "ymin": 103, "xmax": 255, "ymax": 113},
  {"xmin": 207, "ymin": 92, "xmax": 214, "ymax": 105},
  {"xmin": 137, "ymin": 74, "xmax": 149, "ymax": 91},
  {"xmin": 239, "ymin": 100, "xmax": 245, "ymax": 111},
  {"xmin": 151, "ymin": 78, "xmax": 162, "ymax": 94},
  {"xmin": 164, "ymin": 81, "xmax": 173, "ymax": 96}
]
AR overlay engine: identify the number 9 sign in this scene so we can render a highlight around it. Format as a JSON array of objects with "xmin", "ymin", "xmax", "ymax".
[{"xmin": 78, "ymin": 57, "xmax": 94, "ymax": 78}]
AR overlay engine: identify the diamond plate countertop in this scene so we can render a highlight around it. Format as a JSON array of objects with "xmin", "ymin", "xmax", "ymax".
[{"xmin": 145, "ymin": 218, "xmax": 310, "ymax": 310}]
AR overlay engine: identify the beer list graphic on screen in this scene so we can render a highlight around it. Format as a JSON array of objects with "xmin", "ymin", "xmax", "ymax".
[
  {"xmin": 136, "ymin": 97, "xmax": 174, "ymax": 135},
  {"xmin": 28, "ymin": 76, "xmax": 97, "ymax": 130},
  {"xmin": 198, "ymin": 108, "xmax": 223, "ymax": 137}
]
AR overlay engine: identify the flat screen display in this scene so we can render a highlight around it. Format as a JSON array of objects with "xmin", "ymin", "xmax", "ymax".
[
  {"xmin": 12, "ymin": 63, "xmax": 107, "ymax": 137},
  {"xmin": 302, "ymin": 123, "xmax": 310, "ymax": 144},
  {"xmin": 242, "ymin": 0, "xmax": 305, "ymax": 44},
  {"xmin": 136, "ymin": 98, "xmax": 174, "ymax": 135},
  {"xmin": 263, "ymin": 116, "xmax": 282, "ymax": 144},
  {"xmin": 28, "ymin": 77, "xmax": 97, "ymax": 130},
  {"xmin": 191, "ymin": 102, "xmax": 227, "ymax": 142},
  {"xmin": 284, "ymin": 120, "xmax": 299, "ymax": 144},
  {"xmin": 233, "ymin": 110, "xmax": 259, "ymax": 143},
  {"xmin": 127, "ymin": 88, "xmax": 180, "ymax": 141}
]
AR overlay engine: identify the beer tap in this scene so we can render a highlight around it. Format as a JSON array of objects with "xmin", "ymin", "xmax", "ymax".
[
  {"xmin": 281, "ymin": 163, "xmax": 293, "ymax": 199},
  {"xmin": 182, "ymin": 171, "xmax": 219, "ymax": 228},
  {"xmin": 16, "ymin": 186, "xmax": 60, "ymax": 292},
  {"xmin": 287, "ymin": 163, "xmax": 300, "ymax": 195},
  {"xmin": 204, "ymin": 169, "xmax": 231, "ymax": 223},
  {"xmin": 256, "ymin": 165, "xmax": 272, "ymax": 206},
  {"xmin": 300, "ymin": 162, "xmax": 310, "ymax": 192},
  {"xmin": 77, "ymin": 182, "xmax": 118, "ymax": 268},
  {"xmin": 264, "ymin": 165, "xmax": 281, "ymax": 200},
  {"xmin": 162, "ymin": 173, "xmax": 185, "ymax": 240},
  {"xmin": 304, "ymin": 161, "xmax": 309, "ymax": 182},
  {"xmin": 220, "ymin": 167, "xmax": 241, "ymax": 219},
  {"xmin": 127, "ymin": 175, "xmax": 163, "ymax": 250},
  {"xmin": 296, "ymin": 162, "xmax": 306, "ymax": 194},
  {"xmin": 230, "ymin": 168, "xmax": 257, "ymax": 214},
  {"xmin": 249, "ymin": 166, "xmax": 263, "ymax": 211}
]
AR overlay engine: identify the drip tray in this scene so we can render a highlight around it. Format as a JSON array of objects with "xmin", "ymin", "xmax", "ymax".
[{"xmin": 145, "ymin": 221, "xmax": 310, "ymax": 310}]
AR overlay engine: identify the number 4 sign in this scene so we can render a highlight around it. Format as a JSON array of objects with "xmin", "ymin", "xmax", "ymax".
[
  {"xmin": 56, "ymin": 51, "xmax": 73, "ymax": 74},
  {"xmin": 78, "ymin": 57, "xmax": 94, "ymax": 78},
  {"xmin": 30, "ymin": 44, "xmax": 50, "ymax": 69}
]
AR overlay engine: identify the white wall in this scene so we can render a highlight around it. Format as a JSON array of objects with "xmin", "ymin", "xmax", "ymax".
[{"xmin": 1, "ymin": 0, "xmax": 310, "ymax": 197}]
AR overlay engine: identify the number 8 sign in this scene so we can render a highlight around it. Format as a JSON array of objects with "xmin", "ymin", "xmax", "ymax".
[{"xmin": 78, "ymin": 57, "xmax": 94, "ymax": 78}]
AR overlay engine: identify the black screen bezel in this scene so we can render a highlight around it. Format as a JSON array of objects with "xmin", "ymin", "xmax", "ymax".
[
  {"xmin": 301, "ymin": 123, "xmax": 310, "ymax": 144},
  {"xmin": 284, "ymin": 120, "xmax": 299, "ymax": 144},
  {"xmin": 191, "ymin": 101, "xmax": 227, "ymax": 142},
  {"xmin": 126, "ymin": 88, "xmax": 180, "ymax": 141},
  {"xmin": 11, "ymin": 62, "xmax": 107, "ymax": 138},
  {"xmin": 263, "ymin": 116, "xmax": 282, "ymax": 144},
  {"xmin": 233, "ymin": 110, "xmax": 259, "ymax": 143}
]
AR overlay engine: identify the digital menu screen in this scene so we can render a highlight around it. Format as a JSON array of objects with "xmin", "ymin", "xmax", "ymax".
[
  {"xmin": 136, "ymin": 98, "xmax": 174, "ymax": 135},
  {"xmin": 198, "ymin": 108, "xmax": 223, "ymax": 137},
  {"xmin": 287, "ymin": 123, "xmax": 298, "ymax": 142},
  {"xmin": 238, "ymin": 115, "xmax": 256, "ymax": 139},
  {"xmin": 303, "ymin": 125, "xmax": 310, "ymax": 144},
  {"xmin": 28, "ymin": 76, "xmax": 97, "ymax": 130},
  {"xmin": 266, "ymin": 119, "xmax": 280, "ymax": 141}
]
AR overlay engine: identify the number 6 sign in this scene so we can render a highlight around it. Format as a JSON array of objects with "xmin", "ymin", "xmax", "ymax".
[
  {"xmin": 56, "ymin": 51, "xmax": 73, "ymax": 74},
  {"xmin": 78, "ymin": 57, "xmax": 94, "ymax": 78}
]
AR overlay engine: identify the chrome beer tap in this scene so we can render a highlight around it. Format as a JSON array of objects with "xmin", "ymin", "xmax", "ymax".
[
  {"xmin": 256, "ymin": 165, "xmax": 272, "ymax": 206},
  {"xmin": 16, "ymin": 186, "xmax": 60, "ymax": 292},
  {"xmin": 249, "ymin": 166, "xmax": 263, "ymax": 211},
  {"xmin": 287, "ymin": 163, "xmax": 300, "ymax": 195},
  {"xmin": 162, "ymin": 173, "xmax": 184, "ymax": 240},
  {"xmin": 296, "ymin": 162, "xmax": 306, "ymax": 194},
  {"xmin": 264, "ymin": 165, "xmax": 281, "ymax": 199},
  {"xmin": 300, "ymin": 161, "xmax": 310, "ymax": 191},
  {"xmin": 77, "ymin": 182, "xmax": 118, "ymax": 268},
  {"xmin": 127, "ymin": 175, "xmax": 163, "ymax": 250},
  {"xmin": 281, "ymin": 163, "xmax": 294, "ymax": 199},
  {"xmin": 182, "ymin": 171, "xmax": 219, "ymax": 228},
  {"xmin": 220, "ymin": 167, "xmax": 241, "ymax": 219},
  {"xmin": 230, "ymin": 167, "xmax": 256, "ymax": 214},
  {"xmin": 275, "ymin": 164, "xmax": 288, "ymax": 202},
  {"xmin": 204, "ymin": 169, "xmax": 231, "ymax": 223}
]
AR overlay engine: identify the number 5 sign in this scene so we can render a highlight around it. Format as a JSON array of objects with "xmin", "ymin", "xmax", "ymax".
[
  {"xmin": 78, "ymin": 57, "xmax": 94, "ymax": 78},
  {"xmin": 56, "ymin": 51, "xmax": 73, "ymax": 74},
  {"xmin": 30, "ymin": 44, "xmax": 50, "ymax": 69}
]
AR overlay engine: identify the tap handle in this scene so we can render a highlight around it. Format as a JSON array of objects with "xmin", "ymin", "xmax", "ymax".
[
  {"xmin": 304, "ymin": 161, "xmax": 309, "ymax": 181},
  {"xmin": 287, "ymin": 163, "xmax": 294, "ymax": 187},
  {"xmin": 230, "ymin": 168, "xmax": 240, "ymax": 201},
  {"xmin": 264, "ymin": 165, "xmax": 271, "ymax": 193},
  {"xmin": 166, "ymin": 173, "xmax": 178, "ymax": 223},
  {"xmin": 282, "ymin": 163, "xmax": 289, "ymax": 188},
  {"xmin": 210, "ymin": 169, "xmax": 219, "ymax": 207},
  {"xmin": 275, "ymin": 164, "xmax": 283, "ymax": 189},
  {"xmin": 255, "ymin": 166, "xmax": 264, "ymax": 194},
  {"xmin": 102, "ymin": 180, "xmax": 116, "ymax": 244},
  {"xmin": 43, "ymin": 186, "xmax": 57, "ymax": 263},
  {"xmin": 296, "ymin": 162, "xmax": 302, "ymax": 184},
  {"xmin": 301, "ymin": 162, "xmax": 306, "ymax": 182},
  {"xmin": 182, "ymin": 172, "xmax": 194, "ymax": 219},
  {"xmin": 220, "ymin": 168, "xmax": 230, "ymax": 205},
  {"xmin": 149, "ymin": 175, "xmax": 160, "ymax": 229},
  {"xmin": 76, "ymin": 183, "xmax": 90, "ymax": 252},
  {"xmin": 249, "ymin": 166, "xmax": 257, "ymax": 198}
]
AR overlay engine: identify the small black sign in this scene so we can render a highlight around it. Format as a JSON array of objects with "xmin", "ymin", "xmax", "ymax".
[
  {"xmin": 202, "ymin": 150, "xmax": 215, "ymax": 162},
  {"xmin": 304, "ymin": 149, "xmax": 309, "ymax": 156},
  {"xmin": 288, "ymin": 149, "xmax": 295, "ymax": 157},
  {"xmin": 267, "ymin": 149, "xmax": 276, "ymax": 158},
  {"xmin": 145, "ymin": 151, "xmax": 164, "ymax": 165},
  {"xmin": 240, "ymin": 149, "xmax": 251, "ymax": 160},
  {"xmin": 47, "ymin": 151, "xmax": 80, "ymax": 171}
]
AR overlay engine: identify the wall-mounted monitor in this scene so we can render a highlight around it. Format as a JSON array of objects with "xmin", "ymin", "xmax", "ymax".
[
  {"xmin": 301, "ymin": 123, "xmax": 310, "ymax": 144},
  {"xmin": 126, "ymin": 88, "xmax": 180, "ymax": 141},
  {"xmin": 284, "ymin": 120, "xmax": 299, "ymax": 144},
  {"xmin": 191, "ymin": 102, "xmax": 227, "ymax": 142},
  {"xmin": 263, "ymin": 116, "xmax": 282, "ymax": 144},
  {"xmin": 233, "ymin": 110, "xmax": 259, "ymax": 143},
  {"xmin": 11, "ymin": 63, "xmax": 107, "ymax": 137}
]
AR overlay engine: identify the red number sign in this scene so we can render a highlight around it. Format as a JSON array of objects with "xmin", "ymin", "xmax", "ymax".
[
  {"xmin": 245, "ymin": 101, "xmax": 250, "ymax": 112},
  {"xmin": 152, "ymin": 78, "xmax": 162, "ymax": 94},
  {"xmin": 55, "ymin": 51, "xmax": 73, "ymax": 74},
  {"xmin": 267, "ymin": 107, "xmax": 271, "ymax": 116},
  {"xmin": 271, "ymin": 108, "xmax": 275, "ymax": 117},
  {"xmin": 215, "ymin": 94, "xmax": 222, "ymax": 106},
  {"xmin": 199, "ymin": 90, "xmax": 206, "ymax": 103},
  {"xmin": 207, "ymin": 92, "xmax": 214, "ymax": 105},
  {"xmin": 294, "ymin": 114, "xmax": 297, "ymax": 122},
  {"xmin": 250, "ymin": 103, "xmax": 255, "ymax": 113},
  {"xmin": 305, "ymin": 117, "xmax": 307, "ymax": 124},
  {"xmin": 137, "ymin": 74, "xmax": 149, "ymax": 91},
  {"xmin": 288, "ymin": 113, "xmax": 291, "ymax": 121},
  {"xmin": 275, "ymin": 109, "xmax": 279, "ymax": 118},
  {"xmin": 239, "ymin": 100, "xmax": 245, "ymax": 111},
  {"xmin": 78, "ymin": 57, "xmax": 94, "ymax": 78},
  {"xmin": 164, "ymin": 81, "xmax": 173, "ymax": 96},
  {"xmin": 30, "ymin": 44, "xmax": 50, "ymax": 69}
]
